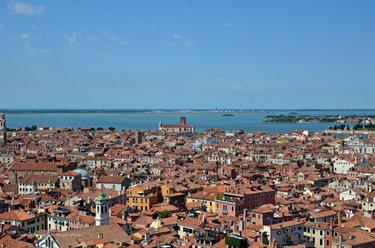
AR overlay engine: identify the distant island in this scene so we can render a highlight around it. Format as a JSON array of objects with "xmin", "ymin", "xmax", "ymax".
[
  {"xmin": 222, "ymin": 113, "xmax": 235, "ymax": 117},
  {"xmin": 264, "ymin": 114, "xmax": 375, "ymax": 124}
]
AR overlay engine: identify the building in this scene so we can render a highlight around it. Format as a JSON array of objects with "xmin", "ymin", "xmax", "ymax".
[
  {"xmin": 330, "ymin": 227, "xmax": 375, "ymax": 248},
  {"xmin": 159, "ymin": 116, "xmax": 195, "ymax": 134},
  {"xmin": 0, "ymin": 210, "xmax": 46, "ymax": 233},
  {"xmin": 250, "ymin": 204, "xmax": 275, "ymax": 226},
  {"xmin": 186, "ymin": 190, "xmax": 218, "ymax": 213},
  {"xmin": 261, "ymin": 220, "xmax": 304, "ymax": 248},
  {"xmin": 46, "ymin": 207, "xmax": 72, "ymax": 232},
  {"xmin": 9, "ymin": 160, "xmax": 76, "ymax": 184},
  {"xmin": 309, "ymin": 210, "xmax": 337, "ymax": 223},
  {"xmin": 0, "ymin": 113, "xmax": 6, "ymax": 146},
  {"xmin": 161, "ymin": 184, "xmax": 186, "ymax": 208},
  {"xmin": 95, "ymin": 192, "xmax": 110, "ymax": 226},
  {"xmin": 126, "ymin": 184, "xmax": 159, "ymax": 211},
  {"xmin": 0, "ymin": 153, "xmax": 13, "ymax": 166},
  {"xmin": 177, "ymin": 216, "xmax": 204, "ymax": 239},
  {"xmin": 332, "ymin": 157, "xmax": 356, "ymax": 174},
  {"xmin": 59, "ymin": 170, "xmax": 82, "ymax": 192},
  {"xmin": 135, "ymin": 130, "xmax": 143, "ymax": 144},
  {"xmin": 216, "ymin": 185, "xmax": 275, "ymax": 217},
  {"xmin": 73, "ymin": 168, "xmax": 93, "ymax": 188},
  {"xmin": 37, "ymin": 224, "xmax": 131, "ymax": 248},
  {"xmin": 18, "ymin": 175, "xmax": 59, "ymax": 195},
  {"xmin": 96, "ymin": 175, "xmax": 130, "ymax": 192},
  {"xmin": 303, "ymin": 221, "xmax": 331, "ymax": 248}
]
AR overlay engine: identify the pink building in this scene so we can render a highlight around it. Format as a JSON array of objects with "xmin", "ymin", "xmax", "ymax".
[{"xmin": 216, "ymin": 185, "xmax": 275, "ymax": 217}]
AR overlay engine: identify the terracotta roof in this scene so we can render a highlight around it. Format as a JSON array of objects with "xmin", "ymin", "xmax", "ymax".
[
  {"xmin": 0, "ymin": 210, "xmax": 33, "ymax": 221},
  {"xmin": 309, "ymin": 210, "xmax": 336, "ymax": 219},
  {"xmin": 97, "ymin": 175, "xmax": 127, "ymax": 184},
  {"xmin": 60, "ymin": 171, "xmax": 80, "ymax": 177},
  {"xmin": 11, "ymin": 160, "xmax": 73, "ymax": 171},
  {"xmin": 51, "ymin": 224, "xmax": 131, "ymax": 247},
  {"xmin": 178, "ymin": 217, "xmax": 203, "ymax": 229},
  {"xmin": 0, "ymin": 235, "xmax": 34, "ymax": 248}
]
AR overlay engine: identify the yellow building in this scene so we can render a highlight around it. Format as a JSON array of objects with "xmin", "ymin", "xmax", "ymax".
[
  {"xmin": 126, "ymin": 185, "xmax": 160, "ymax": 211},
  {"xmin": 186, "ymin": 190, "xmax": 219, "ymax": 213}
]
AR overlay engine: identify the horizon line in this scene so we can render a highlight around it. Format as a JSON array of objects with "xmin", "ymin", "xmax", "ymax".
[{"xmin": 0, "ymin": 108, "xmax": 374, "ymax": 112}]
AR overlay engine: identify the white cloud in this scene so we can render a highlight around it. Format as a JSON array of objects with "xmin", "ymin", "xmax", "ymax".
[
  {"xmin": 19, "ymin": 33, "xmax": 29, "ymax": 40},
  {"xmin": 65, "ymin": 32, "xmax": 77, "ymax": 44},
  {"xmin": 185, "ymin": 40, "xmax": 194, "ymax": 48},
  {"xmin": 64, "ymin": 31, "xmax": 131, "ymax": 47},
  {"xmin": 119, "ymin": 40, "xmax": 130, "ymax": 47},
  {"xmin": 85, "ymin": 34, "xmax": 101, "ymax": 42},
  {"xmin": 166, "ymin": 34, "xmax": 194, "ymax": 48},
  {"xmin": 8, "ymin": 2, "xmax": 44, "ymax": 16},
  {"xmin": 231, "ymin": 83, "xmax": 245, "ymax": 91},
  {"xmin": 105, "ymin": 33, "xmax": 130, "ymax": 47},
  {"xmin": 224, "ymin": 22, "xmax": 235, "ymax": 28}
]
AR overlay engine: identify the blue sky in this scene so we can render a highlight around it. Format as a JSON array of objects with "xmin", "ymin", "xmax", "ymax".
[{"xmin": 0, "ymin": 0, "xmax": 374, "ymax": 109}]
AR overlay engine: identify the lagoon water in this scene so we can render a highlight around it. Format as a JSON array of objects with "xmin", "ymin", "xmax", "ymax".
[{"xmin": 4, "ymin": 110, "xmax": 375, "ymax": 133}]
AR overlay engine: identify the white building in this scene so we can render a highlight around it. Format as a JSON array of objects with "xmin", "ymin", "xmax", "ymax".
[
  {"xmin": 339, "ymin": 189, "xmax": 359, "ymax": 201},
  {"xmin": 261, "ymin": 220, "xmax": 304, "ymax": 247},
  {"xmin": 95, "ymin": 175, "xmax": 130, "ymax": 192},
  {"xmin": 332, "ymin": 158, "xmax": 356, "ymax": 174}
]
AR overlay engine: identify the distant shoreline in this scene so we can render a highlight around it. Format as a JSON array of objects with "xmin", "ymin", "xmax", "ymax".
[{"xmin": 0, "ymin": 109, "xmax": 374, "ymax": 114}]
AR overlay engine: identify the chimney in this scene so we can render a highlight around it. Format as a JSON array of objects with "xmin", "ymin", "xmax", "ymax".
[
  {"xmin": 98, "ymin": 233, "xmax": 104, "ymax": 239},
  {"xmin": 329, "ymin": 218, "xmax": 334, "ymax": 231},
  {"xmin": 239, "ymin": 218, "xmax": 244, "ymax": 232},
  {"xmin": 243, "ymin": 209, "xmax": 247, "ymax": 230}
]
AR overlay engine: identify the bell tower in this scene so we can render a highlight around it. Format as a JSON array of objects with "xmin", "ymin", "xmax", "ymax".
[
  {"xmin": 95, "ymin": 192, "xmax": 109, "ymax": 226},
  {"xmin": 0, "ymin": 113, "xmax": 6, "ymax": 146}
]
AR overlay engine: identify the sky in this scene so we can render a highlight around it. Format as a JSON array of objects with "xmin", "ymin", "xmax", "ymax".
[{"xmin": 0, "ymin": 0, "xmax": 374, "ymax": 109}]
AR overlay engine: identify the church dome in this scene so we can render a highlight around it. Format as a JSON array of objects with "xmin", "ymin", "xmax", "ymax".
[{"xmin": 73, "ymin": 168, "xmax": 91, "ymax": 180}]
